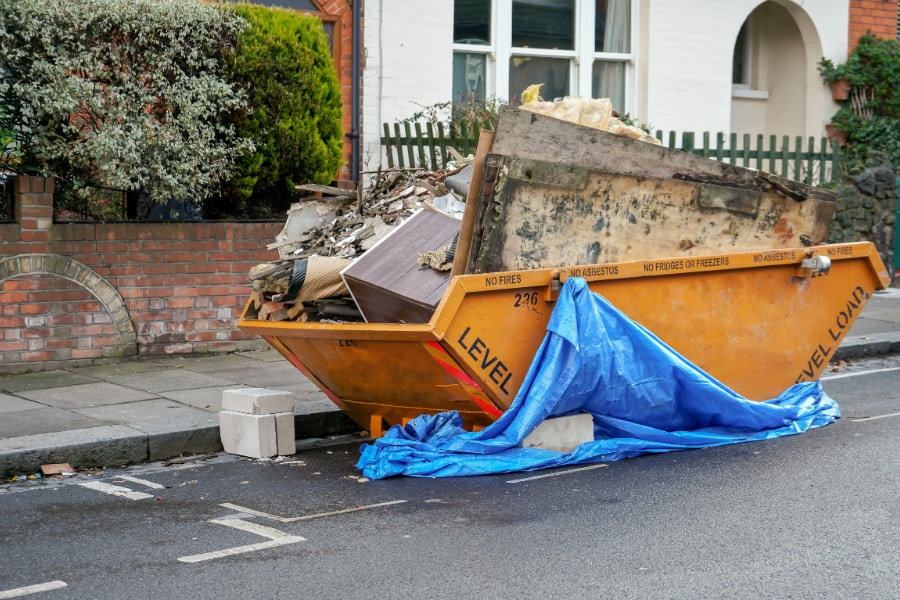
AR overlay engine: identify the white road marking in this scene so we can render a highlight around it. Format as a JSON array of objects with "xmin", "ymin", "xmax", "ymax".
[
  {"xmin": 177, "ymin": 518, "xmax": 305, "ymax": 563},
  {"xmin": 219, "ymin": 499, "xmax": 407, "ymax": 523},
  {"xmin": 78, "ymin": 481, "xmax": 153, "ymax": 500},
  {"xmin": 0, "ymin": 580, "xmax": 68, "ymax": 598},
  {"xmin": 506, "ymin": 463, "xmax": 608, "ymax": 484},
  {"xmin": 821, "ymin": 366, "xmax": 900, "ymax": 381},
  {"xmin": 821, "ymin": 366, "xmax": 900, "ymax": 421},
  {"xmin": 117, "ymin": 476, "xmax": 166, "ymax": 490},
  {"xmin": 852, "ymin": 411, "xmax": 900, "ymax": 422}
]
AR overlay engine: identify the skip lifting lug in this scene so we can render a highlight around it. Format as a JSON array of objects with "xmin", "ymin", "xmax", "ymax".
[
  {"xmin": 546, "ymin": 270, "xmax": 563, "ymax": 302},
  {"xmin": 799, "ymin": 252, "xmax": 831, "ymax": 278}
]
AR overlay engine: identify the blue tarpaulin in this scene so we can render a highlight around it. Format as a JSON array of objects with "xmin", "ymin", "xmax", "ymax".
[{"xmin": 357, "ymin": 278, "xmax": 840, "ymax": 479}]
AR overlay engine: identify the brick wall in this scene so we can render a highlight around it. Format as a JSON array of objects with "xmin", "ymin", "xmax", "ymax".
[
  {"xmin": 849, "ymin": 0, "xmax": 899, "ymax": 50},
  {"xmin": 0, "ymin": 176, "xmax": 282, "ymax": 375}
]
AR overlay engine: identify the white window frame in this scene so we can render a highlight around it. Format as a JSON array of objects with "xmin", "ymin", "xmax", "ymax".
[
  {"xmin": 452, "ymin": 0, "xmax": 638, "ymax": 111},
  {"xmin": 731, "ymin": 15, "xmax": 769, "ymax": 100}
]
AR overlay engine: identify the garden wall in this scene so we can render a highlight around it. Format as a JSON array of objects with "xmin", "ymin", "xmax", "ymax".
[
  {"xmin": 0, "ymin": 176, "xmax": 281, "ymax": 375},
  {"xmin": 828, "ymin": 156, "xmax": 898, "ymax": 280}
]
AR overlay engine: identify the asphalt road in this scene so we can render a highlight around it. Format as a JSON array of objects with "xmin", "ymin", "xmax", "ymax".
[{"xmin": 1, "ymin": 355, "xmax": 898, "ymax": 600}]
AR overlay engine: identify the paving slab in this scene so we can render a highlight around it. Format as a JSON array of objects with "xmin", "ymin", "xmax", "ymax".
[
  {"xmin": 294, "ymin": 398, "xmax": 343, "ymax": 416},
  {"xmin": 74, "ymin": 361, "xmax": 170, "ymax": 377},
  {"xmin": 148, "ymin": 353, "xmax": 267, "ymax": 373},
  {"xmin": 236, "ymin": 349, "xmax": 288, "ymax": 363},
  {"xmin": 0, "ymin": 370, "xmax": 99, "ymax": 393},
  {"xmin": 72, "ymin": 399, "xmax": 214, "ymax": 425},
  {"xmin": 102, "ymin": 370, "xmax": 238, "ymax": 393},
  {"xmin": 202, "ymin": 364, "xmax": 309, "ymax": 388},
  {"xmin": 0, "ymin": 394, "xmax": 45, "ymax": 413},
  {"xmin": 847, "ymin": 317, "xmax": 900, "ymax": 336},
  {"xmin": 146, "ymin": 349, "xmax": 284, "ymax": 367},
  {"xmin": 278, "ymin": 382, "xmax": 332, "ymax": 403},
  {"xmin": 0, "ymin": 407, "xmax": 103, "ymax": 438},
  {"xmin": 16, "ymin": 382, "xmax": 158, "ymax": 409},
  {"xmin": 159, "ymin": 386, "xmax": 247, "ymax": 412}
]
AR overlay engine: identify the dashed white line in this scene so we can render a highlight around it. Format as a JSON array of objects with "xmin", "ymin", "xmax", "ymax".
[
  {"xmin": 852, "ymin": 411, "xmax": 900, "ymax": 422},
  {"xmin": 219, "ymin": 499, "xmax": 407, "ymax": 523},
  {"xmin": 821, "ymin": 366, "xmax": 900, "ymax": 381},
  {"xmin": 177, "ymin": 518, "xmax": 305, "ymax": 563},
  {"xmin": 78, "ymin": 481, "xmax": 153, "ymax": 500},
  {"xmin": 0, "ymin": 580, "xmax": 68, "ymax": 598},
  {"xmin": 117, "ymin": 476, "xmax": 166, "ymax": 490},
  {"xmin": 507, "ymin": 463, "xmax": 608, "ymax": 483}
]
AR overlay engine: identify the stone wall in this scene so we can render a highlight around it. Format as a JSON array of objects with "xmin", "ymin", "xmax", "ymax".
[
  {"xmin": 828, "ymin": 155, "xmax": 898, "ymax": 280},
  {"xmin": 0, "ymin": 176, "xmax": 282, "ymax": 375}
]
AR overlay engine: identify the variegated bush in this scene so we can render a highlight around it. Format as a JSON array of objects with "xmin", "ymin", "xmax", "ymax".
[{"xmin": 0, "ymin": 0, "xmax": 254, "ymax": 208}]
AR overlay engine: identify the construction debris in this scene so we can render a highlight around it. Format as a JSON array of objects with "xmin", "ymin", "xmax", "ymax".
[
  {"xmin": 342, "ymin": 208, "xmax": 460, "ymax": 323},
  {"xmin": 417, "ymin": 242, "xmax": 455, "ymax": 271},
  {"xmin": 518, "ymin": 89, "xmax": 661, "ymax": 145},
  {"xmin": 246, "ymin": 166, "xmax": 469, "ymax": 322},
  {"xmin": 40, "ymin": 463, "xmax": 74, "ymax": 476},
  {"xmin": 247, "ymin": 97, "xmax": 835, "ymax": 326}
]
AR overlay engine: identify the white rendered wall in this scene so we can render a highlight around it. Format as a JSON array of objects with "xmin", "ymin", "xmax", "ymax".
[
  {"xmin": 362, "ymin": 0, "xmax": 454, "ymax": 173},
  {"xmin": 644, "ymin": 0, "xmax": 848, "ymax": 137},
  {"xmin": 361, "ymin": 1, "xmax": 849, "ymax": 169}
]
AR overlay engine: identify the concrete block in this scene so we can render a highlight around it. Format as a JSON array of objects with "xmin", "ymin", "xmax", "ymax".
[
  {"xmin": 219, "ymin": 411, "xmax": 277, "ymax": 458},
  {"xmin": 275, "ymin": 412, "xmax": 296, "ymax": 456},
  {"xmin": 222, "ymin": 388, "xmax": 294, "ymax": 415},
  {"xmin": 522, "ymin": 413, "xmax": 594, "ymax": 454}
]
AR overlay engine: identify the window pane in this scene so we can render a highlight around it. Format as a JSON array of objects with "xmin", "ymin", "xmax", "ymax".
[
  {"xmin": 510, "ymin": 56, "xmax": 570, "ymax": 103},
  {"xmin": 592, "ymin": 60, "xmax": 625, "ymax": 111},
  {"xmin": 595, "ymin": 0, "xmax": 630, "ymax": 53},
  {"xmin": 322, "ymin": 21, "xmax": 334, "ymax": 58},
  {"xmin": 453, "ymin": 52, "xmax": 488, "ymax": 104},
  {"xmin": 455, "ymin": 0, "xmax": 491, "ymax": 45},
  {"xmin": 512, "ymin": 0, "xmax": 574, "ymax": 50},
  {"xmin": 732, "ymin": 22, "xmax": 748, "ymax": 84}
]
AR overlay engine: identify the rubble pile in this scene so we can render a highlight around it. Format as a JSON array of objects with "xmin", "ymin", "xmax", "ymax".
[{"xmin": 246, "ymin": 165, "xmax": 469, "ymax": 323}]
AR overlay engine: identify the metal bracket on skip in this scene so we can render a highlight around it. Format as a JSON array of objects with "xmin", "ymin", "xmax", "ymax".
[{"xmin": 798, "ymin": 254, "xmax": 832, "ymax": 278}]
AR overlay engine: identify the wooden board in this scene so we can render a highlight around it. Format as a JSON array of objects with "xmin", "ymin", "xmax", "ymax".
[
  {"xmin": 469, "ymin": 154, "xmax": 837, "ymax": 273},
  {"xmin": 491, "ymin": 105, "xmax": 836, "ymax": 203},
  {"xmin": 342, "ymin": 208, "xmax": 460, "ymax": 323},
  {"xmin": 451, "ymin": 129, "xmax": 495, "ymax": 277}
]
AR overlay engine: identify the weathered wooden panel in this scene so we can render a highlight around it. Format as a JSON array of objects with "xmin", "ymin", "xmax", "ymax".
[
  {"xmin": 469, "ymin": 154, "xmax": 836, "ymax": 273},
  {"xmin": 491, "ymin": 105, "xmax": 836, "ymax": 203}
]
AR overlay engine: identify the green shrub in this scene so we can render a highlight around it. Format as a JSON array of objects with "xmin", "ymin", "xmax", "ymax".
[
  {"xmin": 0, "ymin": 0, "xmax": 253, "ymax": 214},
  {"xmin": 824, "ymin": 34, "xmax": 900, "ymax": 169},
  {"xmin": 219, "ymin": 3, "xmax": 343, "ymax": 217}
]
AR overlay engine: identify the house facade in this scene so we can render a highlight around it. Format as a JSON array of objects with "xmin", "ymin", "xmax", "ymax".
[{"xmin": 361, "ymin": 0, "xmax": 899, "ymax": 172}]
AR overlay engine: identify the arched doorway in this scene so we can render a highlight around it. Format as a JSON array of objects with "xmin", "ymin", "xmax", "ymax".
[{"xmin": 730, "ymin": 1, "xmax": 823, "ymax": 138}]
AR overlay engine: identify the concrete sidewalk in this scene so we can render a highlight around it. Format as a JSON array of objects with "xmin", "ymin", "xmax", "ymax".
[
  {"xmin": 3, "ymin": 288, "xmax": 900, "ymax": 479},
  {"xmin": 0, "ymin": 349, "xmax": 357, "ymax": 479}
]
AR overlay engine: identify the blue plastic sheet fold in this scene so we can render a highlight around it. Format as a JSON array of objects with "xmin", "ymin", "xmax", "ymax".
[{"xmin": 357, "ymin": 278, "xmax": 839, "ymax": 479}]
